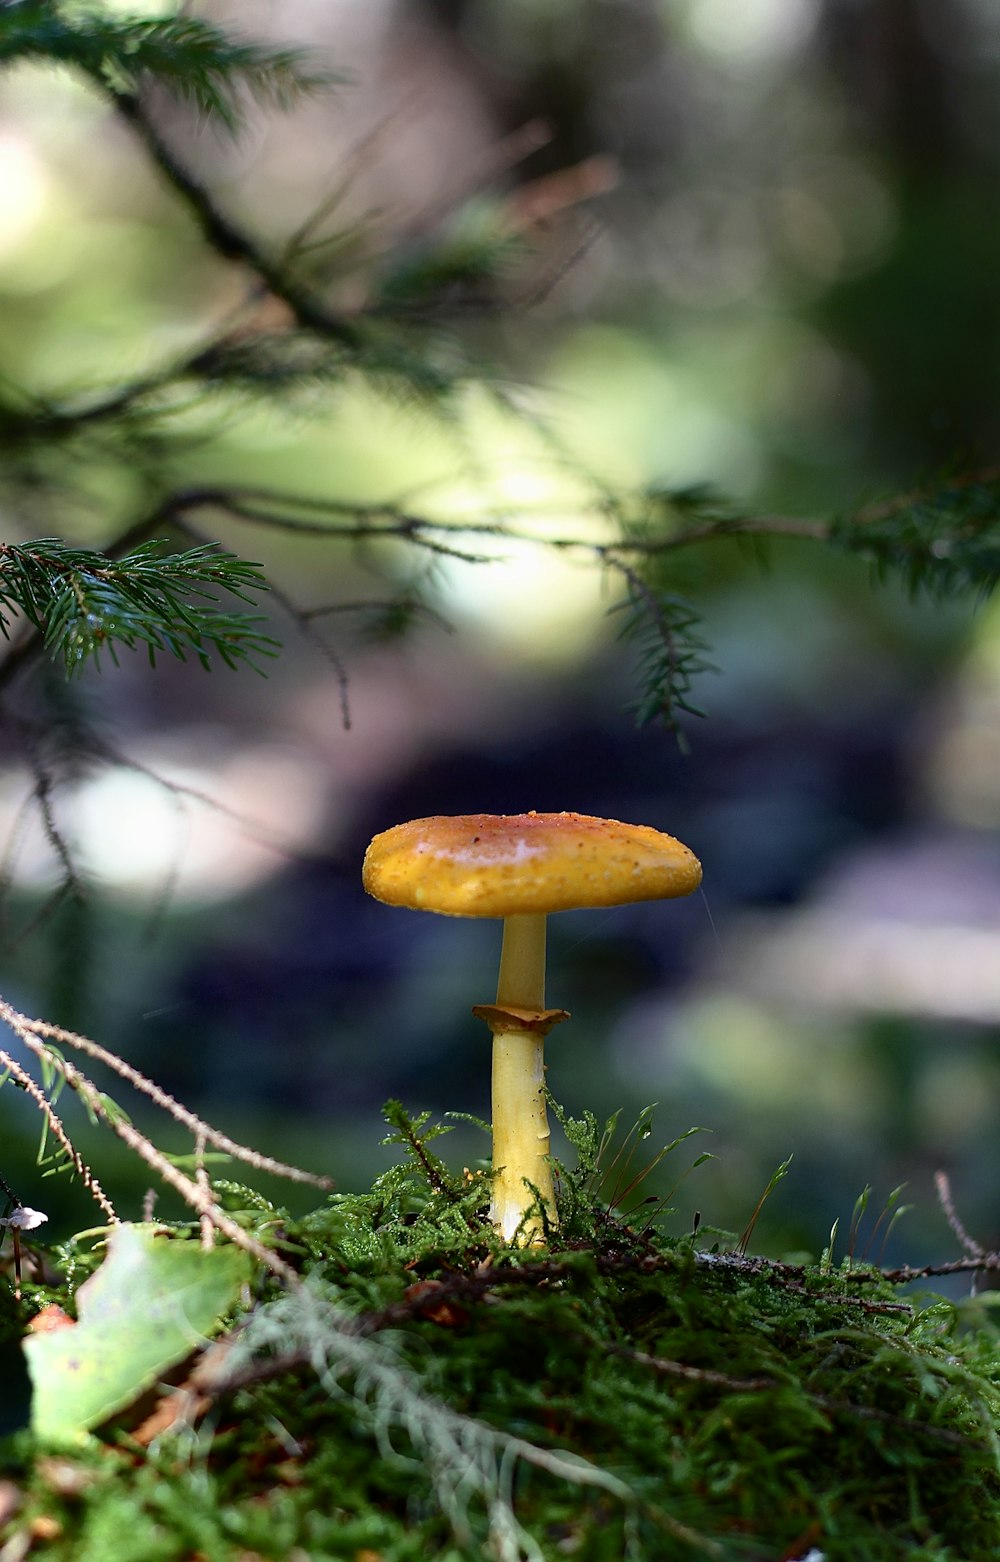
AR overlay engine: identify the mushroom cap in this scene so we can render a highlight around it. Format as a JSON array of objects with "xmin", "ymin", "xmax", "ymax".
[{"xmin": 362, "ymin": 811, "xmax": 702, "ymax": 917}]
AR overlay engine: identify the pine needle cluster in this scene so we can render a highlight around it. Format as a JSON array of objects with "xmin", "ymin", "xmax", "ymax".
[
  {"xmin": 833, "ymin": 470, "xmax": 1000, "ymax": 598},
  {"xmin": 0, "ymin": 538, "xmax": 276, "ymax": 674},
  {"xmin": 0, "ymin": 3, "xmax": 335, "ymax": 130}
]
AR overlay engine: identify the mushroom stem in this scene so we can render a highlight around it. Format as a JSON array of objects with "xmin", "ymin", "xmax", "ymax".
[
  {"xmin": 497, "ymin": 913, "xmax": 547, "ymax": 1010},
  {"xmin": 490, "ymin": 913, "xmax": 557, "ymax": 1242}
]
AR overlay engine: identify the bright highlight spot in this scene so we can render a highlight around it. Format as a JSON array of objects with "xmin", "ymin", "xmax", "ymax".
[
  {"xmin": 684, "ymin": 0, "xmax": 821, "ymax": 63},
  {"xmin": 436, "ymin": 531, "xmax": 613, "ymax": 663},
  {"xmin": 0, "ymin": 744, "xmax": 331, "ymax": 902},
  {"xmin": 0, "ymin": 133, "xmax": 48, "ymax": 259}
]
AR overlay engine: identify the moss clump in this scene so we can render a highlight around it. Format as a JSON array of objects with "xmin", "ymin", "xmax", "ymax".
[{"xmin": 2, "ymin": 1103, "xmax": 1000, "ymax": 1560}]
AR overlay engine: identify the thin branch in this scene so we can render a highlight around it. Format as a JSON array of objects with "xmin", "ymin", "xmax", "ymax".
[
  {"xmin": 80, "ymin": 731, "xmax": 337, "ymax": 870},
  {"xmin": 210, "ymin": 498, "xmax": 495, "ymax": 563},
  {"xmin": 1, "ymin": 465, "xmax": 994, "ymax": 711},
  {"xmin": 195, "ymin": 1128, "xmax": 214, "ymax": 1251},
  {"xmin": 0, "ymin": 997, "xmax": 330, "ymax": 1191},
  {"xmin": 1, "ymin": 880, "xmax": 79, "ymax": 951},
  {"xmin": 595, "ymin": 1341, "xmax": 973, "ymax": 1450},
  {"xmin": 0, "ymin": 327, "xmax": 229, "ymax": 438},
  {"xmin": 701, "ymin": 1240, "xmax": 1000, "ymax": 1288},
  {"xmin": 181, "ymin": 485, "xmax": 826, "ymax": 557},
  {"xmin": 301, "ymin": 597, "xmax": 453, "ymax": 633},
  {"xmin": 880, "ymin": 1252, "xmax": 1000, "ymax": 1284},
  {"xmin": 277, "ymin": 94, "xmax": 425, "ymax": 265},
  {"xmin": 261, "ymin": 575, "xmax": 352, "ymax": 729},
  {"xmin": 13, "ymin": 1023, "xmax": 299, "ymax": 1285},
  {"xmin": 134, "ymin": 482, "xmax": 824, "ymax": 576},
  {"xmin": 347, "ymin": 1248, "xmax": 912, "ymax": 1337},
  {"xmin": 934, "ymin": 1170, "xmax": 985, "ymax": 1261},
  {"xmin": 106, "ymin": 88, "xmax": 362, "ymax": 351},
  {"xmin": 856, "ymin": 465, "xmax": 1000, "ymax": 528},
  {"xmin": 601, "ymin": 1342, "xmax": 773, "ymax": 1394},
  {"xmin": 69, "ymin": 1084, "xmax": 299, "ymax": 1286},
  {"xmin": 24, "ymin": 754, "xmax": 85, "ymax": 905},
  {"xmin": 608, "ymin": 514, "xmax": 829, "ymax": 553},
  {"xmin": 0, "ymin": 482, "xmax": 826, "ymax": 709},
  {"xmin": 0, "ymin": 1043, "xmax": 117, "ymax": 1223}
]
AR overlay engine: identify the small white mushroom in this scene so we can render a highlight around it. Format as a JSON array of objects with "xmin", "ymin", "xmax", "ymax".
[{"xmin": 0, "ymin": 1206, "xmax": 48, "ymax": 1231}]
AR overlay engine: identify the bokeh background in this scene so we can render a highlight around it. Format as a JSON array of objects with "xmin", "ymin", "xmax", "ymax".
[{"xmin": 3, "ymin": 0, "xmax": 1000, "ymax": 1277}]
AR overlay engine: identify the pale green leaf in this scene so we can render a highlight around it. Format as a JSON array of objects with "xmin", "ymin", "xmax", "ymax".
[{"xmin": 25, "ymin": 1223, "xmax": 248, "ymax": 1445}]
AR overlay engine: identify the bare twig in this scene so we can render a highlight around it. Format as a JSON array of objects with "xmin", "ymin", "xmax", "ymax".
[
  {"xmin": 6, "ymin": 1002, "xmax": 330, "ymax": 1190},
  {"xmin": 602, "ymin": 1341, "xmax": 774, "ymax": 1394},
  {"xmin": 0, "ymin": 988, "xmax": 330, "ymax": 1283},
  {"xmin": 261, "ymin": 576, "xmax": 353, "ymax": 729},
  {"xmin": 195, "ymin": 1129, "xmax": 214, "ymax": 1251},
  {"xmin": 105, "ymin": 88, "xmax": 362, "ymax": 351},
  {"xmin": 880, "ymin": 1252, "xmax": 1000, "ymax": 1284},
  {"xmin": 934, "ymin": 1170, "xmax": 985, "ymax": 1261},
  {"xmin": 0, "ymin": 1043, "xmax": 117, "ymax": 1223},
  {"xmin": 71, "ymin": 1088, "xmax": 299, "ymax": 1285}
]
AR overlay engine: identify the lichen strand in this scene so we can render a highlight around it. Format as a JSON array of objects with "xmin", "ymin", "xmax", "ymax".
[{"xmin": 4, "ymin": 1107, "xmax": 1000, "ymax": 1561}]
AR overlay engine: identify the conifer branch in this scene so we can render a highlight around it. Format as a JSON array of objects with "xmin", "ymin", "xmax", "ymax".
[
  {"xmin": 0, "ymin": 537, "xmax": 277, "ymax": 677},
  {"xmin": 8, "ymin": 7, "xmax": 997, "ymax": 746},
  {"xmin": 832, "ymin": 467, "xmax": 1000, "ymax": 596},
  {"xmin": 606, "ymin": 561, "xmax": 712, "ymax": 740},
  {"xmin": 2, "ymin": 467, "xmax": 998, "ymax": 745},
  {"xmin": 0, "ymin": 5, "xmax": 335, "ymax": 133}
]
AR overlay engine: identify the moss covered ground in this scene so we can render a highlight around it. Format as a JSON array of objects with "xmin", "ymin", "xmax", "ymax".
[{"xmin": 1, "ymin": 1102, "xmax": 1000, "ymax": 1561}]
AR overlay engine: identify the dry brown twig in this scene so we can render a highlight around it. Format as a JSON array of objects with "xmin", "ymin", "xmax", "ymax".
[
  {"xmin": 0, "ymin": 992, "xmax": 331, "ymax": 1285},
  {"xmin": 0, "ymin": 1044, "xmax": 116, "ymax": 1223}
]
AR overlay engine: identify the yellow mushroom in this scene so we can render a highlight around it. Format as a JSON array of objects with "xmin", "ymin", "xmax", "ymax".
[{"xmin": 362, "ymin": 811, "xmax": 702, "ymax": 1243}]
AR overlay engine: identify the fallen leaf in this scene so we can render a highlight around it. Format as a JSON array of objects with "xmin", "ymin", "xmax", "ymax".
[
  {"xmin": 403, "ymin": 1280, "xmax": 468, "ymax": 1328},
  {"xmin": 27, "ymin": 1305, "xmax": 74, "ymax": 1334},
  {"xmin": 129, "ymin": 1388, "xmax": 212, "ymax": 1448},
  {"xmin": 24, "ymin": 1224, "xmax": 248, "ymax": 1445}
]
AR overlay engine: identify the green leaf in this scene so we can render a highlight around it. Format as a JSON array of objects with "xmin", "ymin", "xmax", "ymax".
[{"xmin": 25, "ymin": 1223, "xmax": 248, "ymax": 1445}]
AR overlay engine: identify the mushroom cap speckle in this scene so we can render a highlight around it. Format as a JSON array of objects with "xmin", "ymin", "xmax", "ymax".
[{"xmin": 362, "ymin": 811, "xmax": 702, "ymax": 917}]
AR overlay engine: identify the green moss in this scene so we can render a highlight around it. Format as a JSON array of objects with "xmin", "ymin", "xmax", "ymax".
[{"xmin": 3, "ymin": 1104, "xmax": 1000, "ymax": 1561}]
